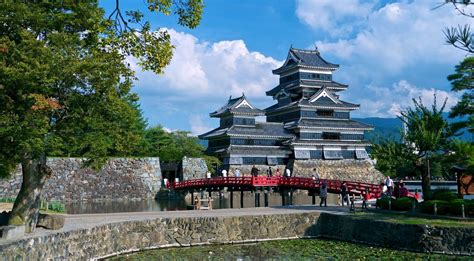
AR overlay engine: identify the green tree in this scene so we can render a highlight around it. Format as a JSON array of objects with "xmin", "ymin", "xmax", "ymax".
[
  {"xmin": 0, "ymin": 1, "xmax": 203, "ymax": 231},
  {"xmin": 399, "ymin": 96, "xmax": 452, "ymax": 198},
  {"xmin": 447, "ymin": 57, "xmax": 474, "ymax": 134},
  {"xmin": 371, "ymin": 139, "xmax": 417, "ymax": 178}
]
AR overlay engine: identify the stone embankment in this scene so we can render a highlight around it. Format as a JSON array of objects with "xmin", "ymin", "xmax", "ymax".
[
  {"xmin": 0, "ymin": 158, "xmax": 162, "ymax": 202},
  {"xmin": 293, "ymin": 159, "xmax": 384, "ymax": 184},
  {"xmin": 0, "ymin": 208, "xmax": 472, "ymax": 260}
]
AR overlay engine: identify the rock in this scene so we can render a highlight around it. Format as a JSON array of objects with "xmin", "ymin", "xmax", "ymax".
[
  {"xmin": 36, "ymin": 214, "xmax": 65, "ymax": 230},
  {"xmin": 0, "ymin": 225, "xmax": 25, "ymax": 240}
]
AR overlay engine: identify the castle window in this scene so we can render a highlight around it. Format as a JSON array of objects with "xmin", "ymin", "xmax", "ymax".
[
  {"xmin": 317, "ymin": 110, "xmax": 333, "ymax": 117},
  {"xmin": 322, "ymin": 132, "xmax": 340, "ymax": 140}
]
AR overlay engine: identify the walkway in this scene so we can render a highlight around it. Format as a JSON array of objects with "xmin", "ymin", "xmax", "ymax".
[{"xmin": 0, "ymin": 205, "xmax": 350, "ymax": 245}]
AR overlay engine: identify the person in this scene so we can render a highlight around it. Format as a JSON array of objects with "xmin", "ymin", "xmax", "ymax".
[
  {"xmin": 267, "ymin": 167, "xmax": 273, "ymax": 177},
  {"xmin": 313, "ymin": 168, "xmax": 320, "ymax": 180},
  {"xmin": 235, "ymin": 168, "xmax": 241, "ymax": 177},
  {"xmin": 340, "ymin": 182, "xmax": 348, "ymax": 206},
  {"xmin": 312, "ymin": 175, "xmax": 316, "ymax": 181},
  {"xmin": 361, "ymin": 188, "xmax": 370, "ymax": 211},
  {"xmin": 385, "ymin": 176, "xmax": 394, "ymax": 196},
  {"xmin": 285, "ymin": 168, "xmax": 291, "ymax": 177},
  {"xmin": 275, "ymin": 168, "xmax": 281, "ymax": 177},
  {"xmin": 251, "ymin": 165, "xmax": 259, "ymax": 177},
  {"xmin": 399, "ymin": 183, "xmax": 409, "ymax": 198},
  {"xmin": 221, "ymin": 169, "xmax": 227, "ymax": 178},
  {"xmin": 349, "ymin": 194, "xmax": 356, "ymax": 212},
  {"xmin": 414, "ymin": 189, "xmax": 421, "ymax": 201},
  {"xmin": 319, "ymin": 181, "xmax": 328, "ymax": 207},
  {"xmin": 206, "ymin": 171, "xmax": 211, "ymax": 179}
]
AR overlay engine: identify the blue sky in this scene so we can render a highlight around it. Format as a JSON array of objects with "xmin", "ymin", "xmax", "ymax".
[{"xmin": 103, "ymin": 0, "xmax": 470, "ymax": 134}]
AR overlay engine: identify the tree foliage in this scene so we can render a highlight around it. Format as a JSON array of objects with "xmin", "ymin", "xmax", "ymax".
[
  {"xmin": 447, "ymin": 57, "xmax": 474, "ymax": 133},
  {"xmin": 0, "ymin": 1, "xmax": 203, "ymax": 229},
  {"xmin": 371, "ymin": 139, "xmax": 417, "ymax": 178}
]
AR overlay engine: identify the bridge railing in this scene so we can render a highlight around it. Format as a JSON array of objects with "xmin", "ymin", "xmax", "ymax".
[{"xmin": 167, "ymin": 176, "xmax": 382, "ymax": 197}]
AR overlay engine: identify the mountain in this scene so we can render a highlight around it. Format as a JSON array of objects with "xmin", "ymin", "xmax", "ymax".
[{"xmin": 355, "ymin": 113, "xmax": 473, "ymax": 143}]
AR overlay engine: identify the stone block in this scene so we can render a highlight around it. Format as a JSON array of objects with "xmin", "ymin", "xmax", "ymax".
[
  {"xmin": 0, "ymin": 225, "xmax": 25, "ymax": 240},
  {"xmin": 36, "ymin": 214, "xmax": 65, "ymax": 230}
]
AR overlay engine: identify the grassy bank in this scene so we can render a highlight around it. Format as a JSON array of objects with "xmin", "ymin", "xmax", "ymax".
[{"xmin": 353, "ymin": 211, "xmax": 474, "ymax": 228}]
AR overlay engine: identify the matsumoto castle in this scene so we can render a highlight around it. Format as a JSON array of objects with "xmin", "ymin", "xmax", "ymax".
[{"xmin": 199, "ymin": 47, "xmax": 373, "ymax": 168}]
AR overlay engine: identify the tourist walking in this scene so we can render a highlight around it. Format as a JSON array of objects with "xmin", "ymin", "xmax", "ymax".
[
  {"xmin": 267, "ymin": 167, "xmax": 273, "ymax": 177},
  {"xmin": 340, "ymin": 182, "xmax": 348, "ymax": 206},
  {"xmin": 285, "ymin": 168, "xmax": 291, "ymax": 177},
  {"xmin": 319, "ymin": 181, "xmax": 328, "ymax": 207},
  {"xmin": 251, "ymin": 165, "xmax": 259, "ymax": 177},
  {"xmin": 206, "ymin": 171, "xmax": 211, "ymax": 179},
  {"xmin": 361, "ymin": 188, "xmax": 369, "ymax": 211},
  {"xmin": 385, "ymin": 176, "xmax": 394, "ymax": 196},
  {"xmin": 221, "ymin": 169, "xmax": 227, "ymax": 178},
  {"xmin": 313, "ymin": 168, "xmax": 320, "ymax": 181},
  {"xmin": 275, "ymin": 168, "xmax": 281, "ymax": 177},
  {"xmin": 235, "ymin": 168, "xmax": 241, "ymax": 177}
]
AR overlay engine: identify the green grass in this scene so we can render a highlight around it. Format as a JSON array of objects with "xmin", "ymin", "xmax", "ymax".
[
  {"xmin": 353, "ymin": 211, "xmax": 474, "ymax": 228},
  {"xmin": 108, "ymin": 239, "xmax": 470, "ymax": 260},
  {"xmin": 0, "ymin": 198, "xmax": 66, "ymax": 213}
]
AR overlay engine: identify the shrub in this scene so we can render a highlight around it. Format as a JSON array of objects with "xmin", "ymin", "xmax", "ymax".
[
  {"xmin": 418, "ymin": 200, "xmax": 449, "ymax": 215},
  {"xmin": 425, "ymin": 187, "xmax": 456, "ymax": 201},
  {"xmin": 432, "ymin": 191, "xmax": 459, "ymax": 201},
  {"xmin": 376, "ymin": 198, "xmax": 393, "ymax": 210},
  {"xmin": 376, "ymin": 197, "xmax": 417, "ymax": 211},
  {"xmin": 393, "ymin": 197, "xmax": 417, "ymax": 211}
]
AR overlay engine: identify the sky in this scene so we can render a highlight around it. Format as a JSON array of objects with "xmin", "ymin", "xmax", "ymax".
[{"xmin": 103, "ymin": 0, "xmax": 471, "ymax": 135}]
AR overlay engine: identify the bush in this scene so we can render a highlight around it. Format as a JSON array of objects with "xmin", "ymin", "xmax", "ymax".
[
  {"xmin": 432, "ymin": 191, "xmax": 459, "ymax": 201},
  {"xmin": 393, "ymin": 197, "xmax": 417, "ymax": 211},
  {"xmin": 425, "ymin": 187, "xmax": 456, "ymax": 201},
  {"xmin": 376, "ymin": 197, "xmax": 417, "ymax": 211},
  {"xmin": 418, "ymin": 200, "xmax": 449, "ymax": 215}
]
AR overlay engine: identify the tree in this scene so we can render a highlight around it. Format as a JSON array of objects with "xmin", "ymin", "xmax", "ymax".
[
  {"xmin": 0, "ymin": 1, "xmax": 203, "ymax": 232},
  {"xmin": 398, "ymin": 96, "xmax": 452, "ymax": 198},
  {"xmin": 371, "ymin": 138, "xmax": 417, "ymax": 178},
  {"xmin": 447, "ymin": 57, "xmax": 474, "ymax": 134},
  {"xmin": 442, "ymin": 1, "xmax": 473, "ymax": 53}
]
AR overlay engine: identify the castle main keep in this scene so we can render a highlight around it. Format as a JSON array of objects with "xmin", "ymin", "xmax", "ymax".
[{"xmin": 199, "ymin": 47, "xmax": 378, "ymax": 180}]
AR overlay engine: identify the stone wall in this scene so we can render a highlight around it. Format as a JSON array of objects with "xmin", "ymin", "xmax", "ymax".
[
  {"xmin": 317, "ymin": 212, "xmax": 474, "ymax": 255},
  {"xmin": 0, "ymin": 212, "xmax": 321, "ymax": 260},
  {"xmin": 0, "ymin": 158, "xmax": 162, "ymax": 202},
  {"xmin": 0, "ymin": 211, "xmax": 472, "ymax": 259},
  {"xmin": 181, "ymin": 157, "xmax": 208, "ymax": 181},
  {"xmin": 292, "ymin": 159, "xmax": 384, "ymax": 184}
]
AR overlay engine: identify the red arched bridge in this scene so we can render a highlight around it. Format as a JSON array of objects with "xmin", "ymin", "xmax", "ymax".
[{"xmin": 167, "ymin": 176, "xmax": 382, "ymax": 198}]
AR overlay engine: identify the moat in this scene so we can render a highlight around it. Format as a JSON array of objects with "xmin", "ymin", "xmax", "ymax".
[{"xmin": 108, "ymin": 239, "xmax": 471, "ymax": 260}]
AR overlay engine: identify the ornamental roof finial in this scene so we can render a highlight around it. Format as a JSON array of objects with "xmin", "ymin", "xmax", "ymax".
[
  {"xmin": 314, "ymin": 44, "xmax": 320, "ymax": 54},
  {"xmin": 229, "ymin": 95, "xmax": 232, "ymax": 100},
  {"xmin": 242, "ymin": 92, "xmax": 245, "ymax": 97}
]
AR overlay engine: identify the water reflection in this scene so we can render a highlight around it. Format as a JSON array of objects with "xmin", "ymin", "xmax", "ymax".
[{"xmin": 66, "ymin": 191, "xmax": 339, "ymax": 214}]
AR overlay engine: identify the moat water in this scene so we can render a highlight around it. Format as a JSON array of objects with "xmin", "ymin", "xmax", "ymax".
[
  {"xmin": 65, "ymin": 192, "xmax": 340, "ymax": 214},
  {"xmin": 107, "ymin": 239, "xmax": 469, "ymax": 260}
]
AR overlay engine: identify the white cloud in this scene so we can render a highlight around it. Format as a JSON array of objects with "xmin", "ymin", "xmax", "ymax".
[
  {"xmin": 296, "ymin": 0, "xmax": 375, "ymax": 36},
  {"xmin": 134, "ymin": 29, "xmax": 281, "ymax": 101},
  {"xmin": 314, "ymin": 1, "xmax": 468, "ymax": 75},
  {"xmin": 189, "ymin": 115, "xmax": 212, "ymax": 136},
  {"xmin": 354, "ymin": 80, "xmax": 459, "ymax": 117}
]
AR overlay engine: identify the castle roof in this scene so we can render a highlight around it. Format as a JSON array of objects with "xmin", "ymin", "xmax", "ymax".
[
  {"xmin": 210, "ymin": 94, "xmax": 264, "ymax": 117},
  {"xmin": 285, "ymin": 119, "xmax": 373, "ymax": 131},
  {"xmin": 199, "ymin": 122, "xmax": 294, "ymax": 140},
  {"xmin": 273, "ymin": 47, "xmax": 339, "ymax": 74},
  {"xmin": 266, "ymin": 80, "xmax": 348, "ymax": 96}
]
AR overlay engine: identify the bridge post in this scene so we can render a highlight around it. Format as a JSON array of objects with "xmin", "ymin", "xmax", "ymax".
[
  {"xmin": 312, "ymin": 192, "xmax": 316, "ymax": 205},
  {"xmin": 255, "ymin": 191, "xmax": 260, "ymax": 207},
  {"xmin": 289, "ymin": 189, "xmax": 294, "ymax": 205},
  {"xmin": 230, "ymin": 190, "xmax": 234, "ymax": 208},
  {"xmin": 281, "ymin": 190, "xmax": 286, "ymax": 206},
  {"xmin": 264, "ymin": 189, "xmax": 269, "ymax": 207},
  {"xmin": 240, "ymin": 190, "xmax": 244, "ymax": 208},
  {"xmin": 208, "ymin": 190, "xmax": 212, "ymax": 198},
  {"xmin": 191, "ymin": 190, "xmax": 194, "ymax": 206}
]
